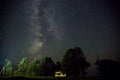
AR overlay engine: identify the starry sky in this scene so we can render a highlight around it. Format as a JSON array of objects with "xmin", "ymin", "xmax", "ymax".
[{"xmin": 0, "ymin": 0, "xmax": 120, "ymax": 75}]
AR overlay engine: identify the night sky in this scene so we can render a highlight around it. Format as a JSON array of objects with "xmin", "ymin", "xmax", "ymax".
[{"xmin": 0, "ymin": 0, "xmax": 120, "ymax": 75}]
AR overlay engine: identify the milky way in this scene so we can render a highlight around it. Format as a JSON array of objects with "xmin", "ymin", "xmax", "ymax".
[
  {"xmin": 29, "ymin": 0, "xmax": 44, "ymax": 54},
  {"xmin": 28, "ymin": 0, "xmax": 63, "ymax": 57}
]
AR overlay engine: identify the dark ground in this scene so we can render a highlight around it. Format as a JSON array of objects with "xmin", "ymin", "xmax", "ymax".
[{"xmin": 0, "ymin": 76, "xmax": 97, "ymax": 80}]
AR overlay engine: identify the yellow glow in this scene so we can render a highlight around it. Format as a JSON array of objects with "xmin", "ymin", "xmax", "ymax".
[{"xmin": 55, "ymin": 71, "xmax": 66, "ymax": 77}]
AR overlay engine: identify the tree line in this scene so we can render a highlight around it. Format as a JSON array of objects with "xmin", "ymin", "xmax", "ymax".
[
  {"xmin": 1, "ymin": 47, "xmax": 90, "ymax": 77},
  {"xmin": 1, "ymin": 46, "xmax": 120, "ymax": 80},
  {"xmin": 1, "ymin": 57, "xmax": 56, "ymax": 76}
]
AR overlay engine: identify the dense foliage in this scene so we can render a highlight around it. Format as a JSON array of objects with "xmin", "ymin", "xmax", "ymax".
[
  {"xmin": 1, "ymin": 47, "xmax": 90, "ymax": 77},
  {"xmin": 62, "ymin": 47, "xmax": 90, "ymax": 77},
  {"xmin": 2, "ymin": 59, "xmax": 12, "ymax": 76}
]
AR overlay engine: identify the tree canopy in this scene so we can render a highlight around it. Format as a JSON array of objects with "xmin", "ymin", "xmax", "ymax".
[
  {"xmin": 42, "ymin": 57, "xmax": 55, "ymax": 76},
  {"xmin": 2, "ymin": 59, "xmax": 12, "ymax": 76},
  {"xmin": 14, "ymin": 57, "xmax": 28, "ymax": 75},
  {"xmin": 27, "ymin": 58, "xmax": 41, "ymax": 76},
  {"xmin": 62, "ymin": 47, "xmax": 90, "ymax": 77}
]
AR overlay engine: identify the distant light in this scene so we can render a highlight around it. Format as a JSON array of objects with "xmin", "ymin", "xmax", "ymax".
[{"xmin": 55, "ymin": 71, "xmax": 66, "ymax": 77}]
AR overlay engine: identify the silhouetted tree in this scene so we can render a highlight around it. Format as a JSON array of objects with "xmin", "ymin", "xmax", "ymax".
[
  {"xmin": 62, "ymin": 47, "xmax": 90, "ymax": 77},
  {"xmin": 95, "ymin": 59, "xmax": 120, "ymax": 80},
  {"xmin": 14, "ymin": 57, "xmax": 28, "ymax": 75},
  {"xmin": 42, "ymin": 57, "xmax": 55, "ymax": 76},
  {"xmin": 55, "ymin": 61, "xmax": 62, "ymax": 71},
  {"xmin": 2, "ymin": 59, "xmax": 12, "ymax": 76},
  {"xmin": 37, "ymin": 60, "xmax": 44, "ymax": 76}
]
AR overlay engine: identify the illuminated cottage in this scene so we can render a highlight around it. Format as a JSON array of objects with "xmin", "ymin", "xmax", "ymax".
[{"xmin": 55, "ymin": 71, "xmax": 66, "ymax": 77}]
